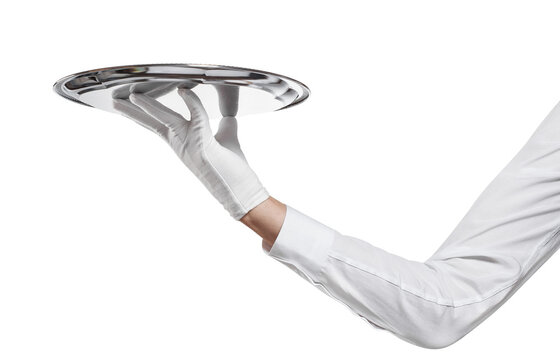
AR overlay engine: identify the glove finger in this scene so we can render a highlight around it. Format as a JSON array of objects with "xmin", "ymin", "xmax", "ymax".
[
  {"xmin": 143, "ymin": 80, "xmax": 197, "ymax": 98},
  {"xmin": 177, "ymin": 87, "xmax": 212, "ymax": 139},
  {"xmin": 214, "ymin": 84, "xmax": 239, "ymax": 117},
  {"xmin": 113, "ymin": 98, "xmax": 169, "ymax": 139},
  {"xmin": 129, "ymin": 93, "xmax": 189, "ymax": 134},
  {"xmin": 142, "ymin": 82, "xmax": 178, "ymax": 99},
  {"xmin": 215, "ymin": 116, "xmax": 246, "ymax": 161}
]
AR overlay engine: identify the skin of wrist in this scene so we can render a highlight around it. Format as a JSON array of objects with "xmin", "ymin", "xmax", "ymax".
[{"xmin": 240, "ymin": 196, "xmax": 287, "ymax": 252}]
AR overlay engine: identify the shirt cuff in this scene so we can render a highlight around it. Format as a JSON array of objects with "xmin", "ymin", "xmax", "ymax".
[{"xmin": 263, "ymin": 205, "xmax": 336, "ymax": 282}]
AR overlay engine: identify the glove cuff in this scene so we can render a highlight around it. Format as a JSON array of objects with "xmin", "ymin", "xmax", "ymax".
[{"xmin": 230, "ymin": 187, "xmax": 270, "ymax": 221}]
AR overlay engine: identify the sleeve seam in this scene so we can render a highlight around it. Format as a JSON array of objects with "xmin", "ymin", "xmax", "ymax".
[{"xmin": 327, "ymin": 253, "xmax": 518, "ymax": 308}]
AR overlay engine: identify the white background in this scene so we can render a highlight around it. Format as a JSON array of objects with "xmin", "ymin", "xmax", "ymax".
[{"xmin": 1, "ymin": 0, "xmax": 559, "ymax": 358}]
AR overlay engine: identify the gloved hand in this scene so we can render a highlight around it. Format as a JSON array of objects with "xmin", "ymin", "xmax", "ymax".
[{"xmin": 112, "ymin": 84, "xmax": 270, "ymax": 220}]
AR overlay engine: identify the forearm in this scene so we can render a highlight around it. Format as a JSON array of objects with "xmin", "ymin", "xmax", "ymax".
[{"xmin": 240, "ymin": 196, "xmax": 287, "ymax": 252}]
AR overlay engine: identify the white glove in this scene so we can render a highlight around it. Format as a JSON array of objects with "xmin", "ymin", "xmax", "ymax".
[{"xmin": 112, "ymin": 84, "xmax": 270, "ymax": 220}]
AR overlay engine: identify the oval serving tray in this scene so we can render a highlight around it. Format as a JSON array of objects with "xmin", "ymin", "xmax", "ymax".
[{"xmin": 53, "ymin": 63, "xmax": 310, "ymax": 120}]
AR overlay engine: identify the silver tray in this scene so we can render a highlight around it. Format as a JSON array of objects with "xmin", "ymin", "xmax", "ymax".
[{"xmin": 53, "ymin": 63, "xmax": 310, "ymax": 119}]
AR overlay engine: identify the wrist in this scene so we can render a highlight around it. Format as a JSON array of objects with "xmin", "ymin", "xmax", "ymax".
[{"xmin": 240, "ymin": 196, "xmax": 287, "ymax": 251}]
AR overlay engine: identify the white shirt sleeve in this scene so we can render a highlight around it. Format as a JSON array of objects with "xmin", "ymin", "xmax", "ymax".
[{"xmin": 262, "ymin": 101, "xmax": 560, "ymax": 349}]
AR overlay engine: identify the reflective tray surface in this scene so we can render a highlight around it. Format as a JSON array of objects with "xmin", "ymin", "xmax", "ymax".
[{"xmin": 53, "ymin": 64, "xmax": 310, "ymax": 120}]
